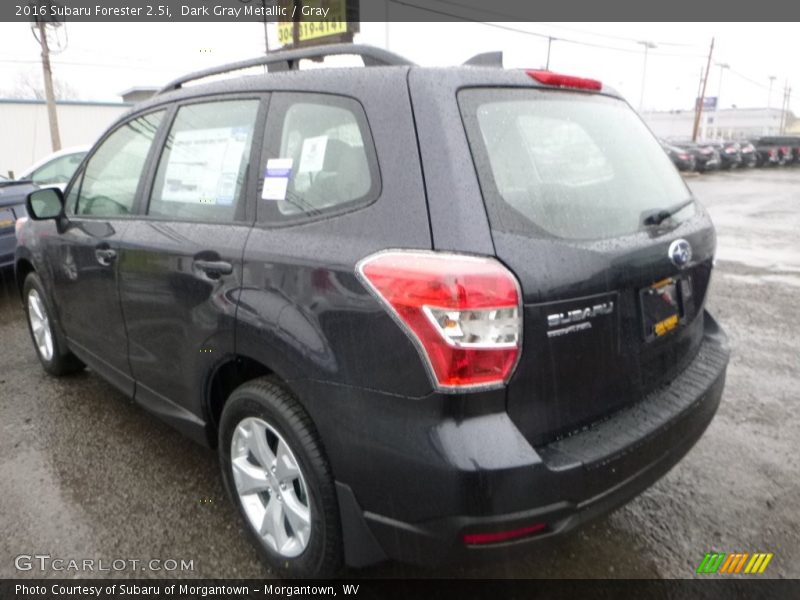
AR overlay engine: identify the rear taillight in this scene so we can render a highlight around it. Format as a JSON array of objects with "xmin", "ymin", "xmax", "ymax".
[
  {"xmin": 356, "ymin": 250, "xmax": 522, "ymax": 391},
  {"xmin": 526, "ymin": 70, "xmax": 602, "ymax": 91}
]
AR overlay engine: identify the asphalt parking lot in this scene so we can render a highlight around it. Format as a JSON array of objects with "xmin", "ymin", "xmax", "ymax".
[{"xmin": 1, "ymin": 168, "xmax": 798, "ymax": 579}]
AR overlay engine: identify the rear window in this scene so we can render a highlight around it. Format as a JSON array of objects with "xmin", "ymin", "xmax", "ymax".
[{"xmin": 460, "ymin": 89, "xmax": 694, "ymax": 240}]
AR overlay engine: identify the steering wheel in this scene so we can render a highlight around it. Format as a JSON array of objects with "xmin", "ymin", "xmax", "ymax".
[{"xmin": 81, "ymin": 195, "xmax": 129, "ymax": 216}]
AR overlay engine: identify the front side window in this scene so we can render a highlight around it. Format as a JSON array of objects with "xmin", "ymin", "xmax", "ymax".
[
  {"xmin": 259, "ymin": 93, "xmax": 379, "ymax": 223},
  {"xmin": 76, "ymin": 111, "xmax": 164, "ymax": 217},
  {"xmin": 460, "ymin": 89, "xmax": 694, "ymax": 240},
  {"xmin": 148, "ymin": 100, "xmax": 260, "ymax": 222}
]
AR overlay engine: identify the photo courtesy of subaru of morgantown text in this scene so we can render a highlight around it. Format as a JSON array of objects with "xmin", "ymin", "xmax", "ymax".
[{"xmin": 12, "ymin": 41, "xmax": 731, "ymax": 578}]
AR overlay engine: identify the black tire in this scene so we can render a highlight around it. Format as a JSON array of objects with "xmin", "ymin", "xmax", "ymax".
[
  {"xmin": 218, "ymin": 377, "xmax": 343, "ymax": 578},
  {"xmin": 22, "ymin": 272, "xmax": 85, "ymax": 376}
]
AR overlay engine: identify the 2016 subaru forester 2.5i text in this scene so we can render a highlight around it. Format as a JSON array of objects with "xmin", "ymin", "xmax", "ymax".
[{"xmin": 16, "ymin": 45, "xmax": 729, "ymax": 578}]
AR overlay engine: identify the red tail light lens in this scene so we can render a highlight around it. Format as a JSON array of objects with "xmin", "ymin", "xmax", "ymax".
[
  {"xmin": 356, "ymin": 251, "xmax": 522, "ymax": 391},
  {"xmin": 526, "ymin": 70, "xmax": 602, "ymax": 91}
]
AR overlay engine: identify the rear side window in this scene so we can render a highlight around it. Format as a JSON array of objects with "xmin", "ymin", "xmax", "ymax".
[
  {"xmin": 258, "ymin": 93, "xmax": 379, "ymax": 223},
  {"xmin": 460, "ymin": 89, "xmax": 694, "ymax": 240},
  {"xmin": 76, "ymin": 111, "xmax": 164, "ymax": 217},
  {"xmin": 148, "ymin": 99, "xmax": 260, "ymax": 222}
]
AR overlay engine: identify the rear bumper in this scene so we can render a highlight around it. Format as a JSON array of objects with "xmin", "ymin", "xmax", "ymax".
[{"xmin": 323, "ymin": 312, "xmax": 729, "ymax": 568}]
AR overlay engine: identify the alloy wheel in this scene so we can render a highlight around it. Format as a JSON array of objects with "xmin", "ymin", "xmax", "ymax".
[
  {"xmin": 27, "ymin": 289, "xmax": 54, "ymax": 362},
  {"xmin": 230, "ymin": 417, "xmax": 312, "ymax": 558}
]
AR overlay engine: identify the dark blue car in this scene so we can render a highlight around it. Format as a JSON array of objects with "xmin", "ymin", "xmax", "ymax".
[{"xmin": 0, "ymin": 181, "xmax": 36, "ymax": 268}]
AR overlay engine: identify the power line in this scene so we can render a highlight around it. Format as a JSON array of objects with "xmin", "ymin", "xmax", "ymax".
[
  {"xmin": 538, "ymin": 22, "xmax": 701, "ymax": 48},
  {"xmin": 0, "ymin": 57, "xmax": 194, "ymax": 71},
  {"xmin": 386, "ymin": 0, "xmax": 707, "ymax": 58},
  {"xmin": 729, "ymin": 68, "xmax": 772, "ymax": 92}
]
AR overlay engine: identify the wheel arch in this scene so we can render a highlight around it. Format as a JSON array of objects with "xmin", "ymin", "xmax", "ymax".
[
  {"xmin": 14, "ymin": 256, "xmax": 35, "ymax": 298},
  {"xmin": 205, "ymin": 354, "xmax": 292, "ymax": 447}
]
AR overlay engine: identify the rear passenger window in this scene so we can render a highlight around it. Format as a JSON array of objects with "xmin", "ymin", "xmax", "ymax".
[
  {"xmin": 148, "ymin": 100, "xmax": 260, "ymax": 222},
  {"xmin": 259, "ymin": 93, "xmax": 379, "ymax": 223}
]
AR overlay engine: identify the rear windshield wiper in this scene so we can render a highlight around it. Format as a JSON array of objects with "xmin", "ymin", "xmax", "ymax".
[{"xmin": 643, "ymin": 199, "xmax": 694, "ymax": 226}]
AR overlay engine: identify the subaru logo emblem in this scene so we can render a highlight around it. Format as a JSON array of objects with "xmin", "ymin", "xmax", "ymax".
[{"xmin": 669, "ymin": 239, "xmax": 692, "ymax": 268}]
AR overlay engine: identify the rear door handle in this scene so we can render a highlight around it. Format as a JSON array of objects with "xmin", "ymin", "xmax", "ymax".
[
  {"xmin": 95, "ymin": 248, "xmax": 117, "ymax": 266},
  {"xmin": 193, "ymin": 259, "xmax": 233, "ymax": 278}
]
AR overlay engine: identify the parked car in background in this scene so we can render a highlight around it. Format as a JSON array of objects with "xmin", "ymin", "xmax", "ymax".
[
  {"xmin": 738, "ymin": 141, "xmax": 758, "ymax": 167},
  {"xmin": 758, "ymin": 136, "xmax": 800, "ymax": 165},
  {"xmin": 17, "ymin": 146, "xmax": 89, "ymax": 191},
  {"xmin": 672, "ymin": 142, "xmax": 721, "ymax": 172},
  {"xmin": 776, "ymin": 144, "xmax": 793, "ymax": 166},
  {"xmin": 749, "ymin": 138, "xmax": 781, "ymax": 167},
  {"xmin": 704, "ymin": 141, "xmax": 742, "ymax": 169},
  {"xmin": 0, "ymin": 181, "xmax": 33, "ymax": 268},
  {"xmin": 660, "ymin": 141, "xmax": 696, "ymax": 171}
]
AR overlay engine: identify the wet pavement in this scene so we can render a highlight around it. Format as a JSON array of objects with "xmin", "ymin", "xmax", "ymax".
[{"xmin": 1, "ymin": 168, "xmax": 799, "ymax": 579}]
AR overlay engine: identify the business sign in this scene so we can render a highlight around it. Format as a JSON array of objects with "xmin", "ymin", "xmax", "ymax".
[
  {"xmin": 696, "ymin": 96, "xmax": 718, "ymax": 111},
  {"xmin": 275, "ymin": 0, "xmax": 358, "ymax": 48}
]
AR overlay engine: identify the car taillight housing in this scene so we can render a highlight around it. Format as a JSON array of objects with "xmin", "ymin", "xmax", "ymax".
[{"xmin": 356, "ymin": 250, "xmax": 522, "ymax": 392}]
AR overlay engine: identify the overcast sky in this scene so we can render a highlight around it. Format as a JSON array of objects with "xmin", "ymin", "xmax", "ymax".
[{"xmin": 0, "ymin": 21, "xmax": 796, "ymax": 114}]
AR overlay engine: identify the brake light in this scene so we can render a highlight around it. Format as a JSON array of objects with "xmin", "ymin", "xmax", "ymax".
[
  {"xmin": 526, "ymin": 70, "xmax": 602, "ymax": 91},
  {"xmin": 356, "ymin": 250, "xmax": 522, "ymax": 391}
]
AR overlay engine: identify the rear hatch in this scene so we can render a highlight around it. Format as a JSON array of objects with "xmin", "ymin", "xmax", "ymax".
[{"xmin": 458, "ymin": 85, "xmax": 716, "ymax": 446}]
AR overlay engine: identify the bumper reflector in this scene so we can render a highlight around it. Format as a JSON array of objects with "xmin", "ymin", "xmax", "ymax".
[{"xmin": 462, "ymin": 522, "xmax": 547, "ymax": 545}]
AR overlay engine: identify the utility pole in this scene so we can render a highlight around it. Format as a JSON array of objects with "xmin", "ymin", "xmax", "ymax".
[
  {"xmin": 714, "ymin": 62, "xmax": 729, "ymax": 139},
  {"xmin": 292, "ymin": 0, "xmax": 300, "ymax": 47},
  {"xmin": 692, "ymin": 37, "xmax": 715, "ymax": 142},
  {"xmin": 637, "ymin": 40, "xmax": 657, "ymax": 112},
  {"xmin": 767, "ymin": 75, "xmax": 776, "ymax": 109},
  {"xmin": 260, "ymin": 0, "xmax": 270, "ymax": 54},
  {"xmin": 779, "ymin": 82, "xmax": 791, "ymax": 134},
  {"xmin": 33, "ymin": 17, "xmax": 62, "ymax": 152},
  {"xmin": 545, "ymin": 37, "xmax": 555, "ymax": 70}
]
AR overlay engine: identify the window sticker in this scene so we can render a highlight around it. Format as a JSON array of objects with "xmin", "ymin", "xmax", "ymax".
[
  {"xmin": 298, "ymin": 135, "xmax": 328, "ymax": 173},
  {"xmin": 160, "ymin": 126, "xmax": 248, "ymax": 205},
  {"xmin": 262, "ymin": 158, "xmax": 293, "ymax": 201}
]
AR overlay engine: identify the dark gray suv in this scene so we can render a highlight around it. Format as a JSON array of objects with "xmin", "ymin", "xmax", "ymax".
[{"xmin": 16, "ymin": 44, "xmax": 729, "ymax": 578}]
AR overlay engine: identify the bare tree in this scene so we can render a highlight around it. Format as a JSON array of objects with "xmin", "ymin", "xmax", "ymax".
[{"xmin": 5, "ymin": 71, "xmax": 80, "ymax": 101}]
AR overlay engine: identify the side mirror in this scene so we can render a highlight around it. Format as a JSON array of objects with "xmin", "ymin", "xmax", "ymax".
[{"xmin": 26, "ymin": 188, "xmax": 64, "ymax": 221}]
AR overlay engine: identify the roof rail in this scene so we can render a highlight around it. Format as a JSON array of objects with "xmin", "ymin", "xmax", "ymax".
[
  {"xmin": 463, "ymin": 51, "xmax": 504, "ymax": 67},
  {"xmin": 157, "ymin": 44, "xmax": 414, "ymax": 95}
]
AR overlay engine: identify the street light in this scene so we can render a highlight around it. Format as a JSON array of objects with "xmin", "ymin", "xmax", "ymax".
[
  {"xmin": 767, "ymin": 75, "xmax": 777, "ymax": 109},
  {"xmin": 638, "ymin": 40, "xmax": 657, "ymax": 112},
  {"xmin": 715, "ymin": 62, "xmax": 730, "ymax": 138}
]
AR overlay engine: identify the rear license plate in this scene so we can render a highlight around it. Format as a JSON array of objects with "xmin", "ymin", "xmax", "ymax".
[{"xmin": 640, "ymin": 277, "xmax": 684, "ymax": 341}]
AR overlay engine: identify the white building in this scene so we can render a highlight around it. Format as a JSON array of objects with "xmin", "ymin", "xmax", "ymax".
[
  {"xmin": 0, "ymin": 98, "xmax": 131, "ymax": 178},
  {"xmin": 642, "ymin": 107, "xmax": 796, "ymax": 141}
]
